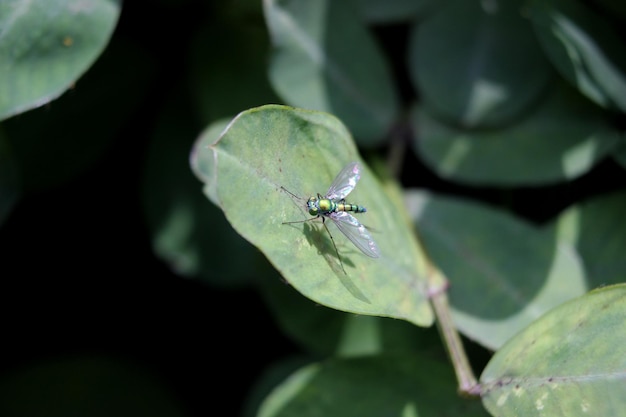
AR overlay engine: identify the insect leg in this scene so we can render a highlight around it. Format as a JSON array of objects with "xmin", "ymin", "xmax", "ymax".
[
  {"xmin": 282, "ymin": 213, "xmax": 347, "ymax": 274},
  {"xmin": 282, "ymin": 217, "xmax": 318, "ymax": 225},
  {"xmin": 321, "ymin": 216, "xmax": 346, "ymax": 274}
]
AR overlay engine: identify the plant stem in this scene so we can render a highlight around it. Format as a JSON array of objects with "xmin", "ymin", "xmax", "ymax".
[{"xmin": 428, "ymin": 267, "xmax": 481, "ymax": 397}]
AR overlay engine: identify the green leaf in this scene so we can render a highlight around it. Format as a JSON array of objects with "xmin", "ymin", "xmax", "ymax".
[
  {"xmin": 191, "ymin": 119, "xmax": 232, "ymax": 207},
  {"xmin": 263, "ymin": 0, "xmax": 399, "ymax": 145},
  {"xmin": 481, "ymin": 284, "xmax": 626, "ymax": 417},
  {"xmin": 549, "ymin": 190, "xmax": 626, "ymax": 288},
  {"xmin": 0, "ymin": 0, "xmax": 121, "ymax": 120},
  {"xmin": 408, "ymin": 0, "xmax": 552, "ymax": 127},
  {"xmin": 259, "ymin": 272, "xmax": 440, "ymax": 356},
  {"xmin": 405, "ymin": 190, "xmax": 587, "ymax": 350},
  {"xmin": 529, "ymin": 0, "xmax": 626, "ymax": 112},
  {"xmin": 259, "ymin": 276, "xmax": 347, "ymax": 355},
  {"xmin": 190, "ymin": 105, "xmax": 433, "ymax": 327},
  {"xmin": 258, "ymin": 355, "xmax": 489, "ymax": 417},
  {"xmin": 188, "ymin": 12, "xmax": 279, "ymax": 124},
  {"xmin": 243, "ymin": 356, "xmax": 313, "ymax": 417},
  {"xmin": 412, "ymin": 82, "xmax": 620, "ymax": 186}
]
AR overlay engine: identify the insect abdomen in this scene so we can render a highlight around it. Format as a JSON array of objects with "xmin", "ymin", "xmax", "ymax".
[{"xmin": 336, "ymin": 203, "xmax": 367, "ymax": 213}]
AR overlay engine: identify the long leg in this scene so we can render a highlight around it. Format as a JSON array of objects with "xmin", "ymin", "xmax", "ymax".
[
  {"xmin": 282, "ymin": 217, "xmax": 319, "ymax": 225},
  {"xmin": 321, "ymin": 216, "xmax": 346, "ymax": 274}
]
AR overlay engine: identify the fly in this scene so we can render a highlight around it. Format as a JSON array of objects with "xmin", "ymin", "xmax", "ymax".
[{"xmin": 281, "ymin": 162, "xmax": 380, "ymax": 272}]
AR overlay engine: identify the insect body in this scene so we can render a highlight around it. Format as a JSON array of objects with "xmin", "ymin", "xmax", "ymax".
[
  {"xmin": 306, "ymin": 194, "xmax": 367, "ymax": 217},
  {"xmin": 282, "ymin": 162, "xmax": 379, "ymax": 271}
]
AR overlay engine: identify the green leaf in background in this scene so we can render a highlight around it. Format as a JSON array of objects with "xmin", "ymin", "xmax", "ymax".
[
  {"xmin": 145, "ymin": 97, "xmax": 262, "ymax": 287},
  {"xmin": 0, "ymin": 0, "xmax": 121, "ymax": 120},
  {"xmin": 259, "ymin": 276, "xmax": 347, "ymax": 355},
  {"xmin": 258, "ymin": 271, "xmax": 440, "ymax": 356},
  {"xmin": 190, "ymin": 105, "xmax": 433, "ymax": 327},
  {"xmin": 412, "ymin": 82, "xmax": 620, "ymax": 186},
  {"xmin": 243, "ymin": 356, "xmax": 314, "ymax": 417},
  {"xmin": 481, "ymin": 284, "xmax": 626, "ymax": 417},
  {"xmin": 0, "ymin": 354, "xmax": 187, "ymax": 417},
  {"xmin": 408, "ymin": 0, "xmax": 552, "ymax": 128},
  {"xmin": 3, "ymin": 39, "xmax": 153, "ymax": 191},
  {"xmin": 549, "ymin": 190, "xmax": 626, "ymax": 288},
  {"xmin": 191, "ymin": 119, "xmax": 231, "ymax": 207},
  {"xmin": 529, "ymin": 0, "xmax": 626, "ymax": 112},
  {"xmin": 0, "ymin": 130, "xmax": 19, "ymax": 225},
  {"xmin": 405, "ymin": 190, "xmax": 586, "ymax": 350},
  {"xmin": 263, "ymin": 0, "xmax": 399, "ymax": 145},
  {"xmin": 257, "ymin": 355, "xmax": 489, "ymax": 417},
  {"xmin": 188, "ymin": 11, "xmax": 280, "ymax": 125}
]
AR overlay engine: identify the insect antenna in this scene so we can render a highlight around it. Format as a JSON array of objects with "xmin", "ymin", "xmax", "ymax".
[
  {"xmin": 280, "ymin": 185, "xmax": 302, "ymax": 200},
  {"xmin": 280, "ymin": 185, "xmax": 309, "ymax": 224}
]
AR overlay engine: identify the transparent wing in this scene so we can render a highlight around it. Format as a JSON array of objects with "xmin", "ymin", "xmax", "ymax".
[
  {"xmin": 325, "ymin": 162, "xmax": 360, "ymax": 201},
  {"xmin": 329, "ymin": 211, "xmax": 379, "ymax": 258}
]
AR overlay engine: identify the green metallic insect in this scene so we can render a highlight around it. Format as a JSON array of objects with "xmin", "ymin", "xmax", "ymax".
[{"xmin": 281, "ymin": 162, "xmax": 380, "ymax": 271}]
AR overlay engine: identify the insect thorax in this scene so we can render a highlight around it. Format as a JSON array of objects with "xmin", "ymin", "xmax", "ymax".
[{"xmin": 307, "ymin": 196, "xmax": 335, "ymax": 216}]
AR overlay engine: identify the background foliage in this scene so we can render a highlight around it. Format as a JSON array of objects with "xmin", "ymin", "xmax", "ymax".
[{"xmin": 1, "ymin": 0, "xmax": 625, "ymax": 416}]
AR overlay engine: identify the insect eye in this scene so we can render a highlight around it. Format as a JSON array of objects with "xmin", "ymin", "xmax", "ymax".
[{"xmin": 308, "ymin": 207, "xmax": 318, "ymax": 215}]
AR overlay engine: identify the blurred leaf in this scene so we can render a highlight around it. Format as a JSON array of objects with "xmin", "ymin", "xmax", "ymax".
[
  {"xmin": 144, "ymin": 98, "xmax": 260, "ymax": 287},
  {"xmin": 0, "ymin": 130, "xmax": 19, "ymax": 225},
  {"xmin": 259, "ymin": 271, "xmax": 439, "ymax": 356},
  {"xmin": 264, "ymin": 0, "xmax": 399, "ymax": 145},
  {"xmin": 405, "ymin": 190, "xmax": 586, "ymax": 350},
  {"xmin": 529, "ymin": 0, "xmax": 626, "ymax": 112},
  {"xmin": 190, "ymin": 105, "xmax": 434, "ymax": 326},
  {"xmin": 481, "ymin": 284, "xmax": 626, "ymax": 417},
  {"xmin": 243, "ymin": 356, "xmax": 313, "ymax": 417},
  {"xmin": 190, "ymin": 119, "xmax": 231, "ymax": 206},
  {"xmin": 408, "ymin": 0, "xmax": 552, "ymax": 127},
  {"xmin": 4, "ymin": 39, "xmax": 153, "ymax": 191},
  {"xmin": 0, "ymin": 0, "xmax": 121, "ymax": 120},
  {"xmin": 352, "ymin": 0, "xmax": 439, "ymax": 23},
  {"xmin": 258, "ymin": 355, "xmax": 489, "ymax": 417},
  {"xmin": 258, "ymin": 275, "xmax": 347, "ymax": 355},
  {"xmin": 549, "ymin": 190, "xmax": 626, "ymax": 288},
  {"xmin": 412, "ymin": 82, "xmax": 620, "ymax": 186},
  {"xmin": 333, "ymin": 315, "xmax": 419, "ymax": 357},
  {"xmin": 0, "ymin": 354, "xmax": 187, "ymax": 417},
  {"xmin": 188, "ymin": 13, "xmax": 279, "ymax": 124}
]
